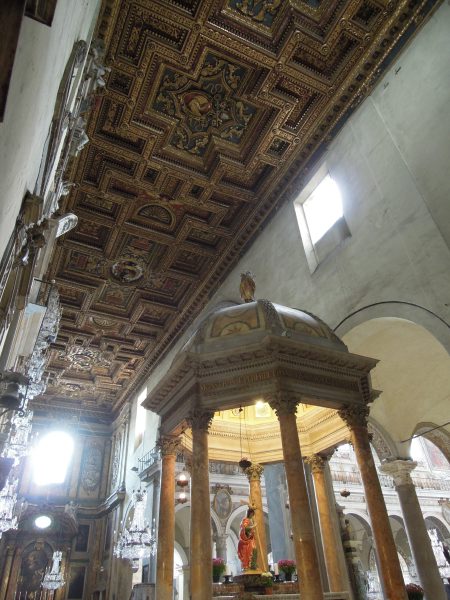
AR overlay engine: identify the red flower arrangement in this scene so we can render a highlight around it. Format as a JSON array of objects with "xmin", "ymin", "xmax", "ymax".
[
  {"xmin": 277, "ymin": 559, "xmax": 296, "ymax": 574},
  {"xmin": 212, "ymin": 557, "xmax": 226, "ymax": 579}
]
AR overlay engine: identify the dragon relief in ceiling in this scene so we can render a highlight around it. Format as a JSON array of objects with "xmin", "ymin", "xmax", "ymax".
[{"xmin": 35, "ymin": 0, "xmax": 440, "ymax": 421}]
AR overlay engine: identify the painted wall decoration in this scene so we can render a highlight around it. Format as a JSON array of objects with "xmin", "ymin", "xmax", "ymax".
[
  {"xmin": 16, "ymin": 541, "xmax": 53, "ymax": 597},
  {"xmin": 68, "ymin": 565, "xmax": 86, "ymax": 599},
  {"xmin": 213, "ymin": 487, "xmax": 233, "ymax": 520},
  {"xmin": 81, "ymin": 442, "xmax": 103, "ymax": 492},
  {"xmin": 74, "ymin": 524, "xmax": 90, "ymax": 553},
  {"xmin": 111, "ymin": 433, "xmax": 122, "ymax": 489}
]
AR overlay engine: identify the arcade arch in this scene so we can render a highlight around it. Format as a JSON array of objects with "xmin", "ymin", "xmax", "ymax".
[{"xmin": 341, "ymin": 317, "xmax": 450, "ymax": 457}]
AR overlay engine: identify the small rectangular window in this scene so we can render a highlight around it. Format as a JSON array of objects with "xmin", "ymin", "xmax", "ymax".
[
  {"xmin": 294, "ymin": 168, "xmax": 350, "ymax": 272},
  {"xmin": 25, "ymin": 0, "xmax": 57, "ymax": 26},
  {"xmin": 134, "ymin": 388, "xmax": 147, "ymax": 448}
]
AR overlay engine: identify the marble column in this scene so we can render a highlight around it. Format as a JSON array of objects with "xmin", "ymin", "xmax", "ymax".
[
  {"xmin": 215, "ymin": 533, "xmax": 228, "ymax": 562},
  {"xmin": 187, "ymin": 409, "xmax": 214, "ymax": 600},
  {"xmin": 264, "ymin": 462, "xmax": 291, "ymax": 562},
  {"xmin": 306, "ymin": 453, "xmax": 351, "ymax": 594},
  {"xmin": 244, "ymin": 463, "xmax": 268, "ymax": 571},
  {"xmin": 155, "ymin": 435, "xmax": 180, "ymax": 600},
  {"xmin": 339, "ymin": 405, "xmax": 407, "ymax": 600},
  {"xmin": 269, "ymin": 395, "xmax": 324, "ymax": 599},
  {"xmin": 380, "ymin": 459, "xmax": 446, "ymax": 600}
]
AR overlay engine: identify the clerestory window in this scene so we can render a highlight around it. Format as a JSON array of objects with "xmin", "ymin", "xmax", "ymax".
[
  {"xmin": 32, "ymin": 431, "xmax": 74, "ymax": 486},
  {"xmin": 294, "ymin": 169, "xmax": 350, "ymax": 272}
]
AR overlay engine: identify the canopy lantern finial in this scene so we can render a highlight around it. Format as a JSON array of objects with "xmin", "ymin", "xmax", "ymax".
[{"xmin": 240, "ymin": 271, "xmax": 256, "ymax": 303}]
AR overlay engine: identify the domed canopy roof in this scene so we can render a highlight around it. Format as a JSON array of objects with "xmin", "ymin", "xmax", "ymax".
[{"xmin": 182, "ymin": 299, "xmax": 347, "ymax": 354}]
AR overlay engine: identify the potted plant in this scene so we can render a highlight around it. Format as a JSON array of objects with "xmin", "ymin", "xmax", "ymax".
[
  {"xmin": 212, "ymin": 557, "xmax": 226, "ymax": 583},
  {"xmin": 260, "ymin": 572, "xmax": 274, "ymax": 595},
  {"xmin": 406, "ymin": 583, "xmax": 424, "ymax": 600},
  {"xmin": 278, "ymin": 559, "xmax": 296, "ymax": 582}
]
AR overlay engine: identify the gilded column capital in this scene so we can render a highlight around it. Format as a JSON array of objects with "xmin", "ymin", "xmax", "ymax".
[
  {"xmin": 305, "ymin": 454, "xmax": 328, "ymax": 474},
  {"xmin": 157, "ymin": 435, "xmax": 181, "ymax": 457},
  {"xmin": 186, "ymin": 408, "xmax": 214, "ymax": 431},
  {"xmin": 244, "ymin": 463, "xmax": 264, "ymax": 481},
  {"xmin": 267, "ymin": 394, "xmax": 298, "ymax": 417},
  {"xmin": 338, "ymin": 404, "xmax": 370, "ymax": 430},
  {"xmin": 379, "ymin": 459, "xmax": 417, "ymax": 487}
]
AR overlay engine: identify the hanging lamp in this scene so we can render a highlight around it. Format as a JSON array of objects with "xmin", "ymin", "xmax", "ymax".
[
  {"xmin": 42, "ymin": 550, "xmax": 65, "ymax": 590},
  {"xmin": 114, "ymin": 489, "xmax": 156, "ymax": 561}
]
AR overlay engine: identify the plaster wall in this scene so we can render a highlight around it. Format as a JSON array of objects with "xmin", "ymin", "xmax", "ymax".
[
  {"xmin": 0, "ymin": 0, "xmax": 101, "ymax": 261},
  {"xmin": 141, "ymin": 4, "xmax": 450, "ymax": 454}
]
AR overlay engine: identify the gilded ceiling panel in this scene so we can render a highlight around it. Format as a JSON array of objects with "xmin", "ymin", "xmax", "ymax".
[{"xmin": 36, "ymin": 0, "xmax": 441, "ymax": 420}]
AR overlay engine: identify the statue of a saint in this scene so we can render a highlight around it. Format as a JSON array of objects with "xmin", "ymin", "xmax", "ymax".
[{"xmin": 238, "ymin": 507, "xmax": 257, "ymax": 570}]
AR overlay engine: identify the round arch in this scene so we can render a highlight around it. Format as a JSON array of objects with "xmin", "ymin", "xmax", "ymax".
[
  {"xmin": 225, "ymin": 504, "xmax": 248, "ymax": 536},
  {"xmin": 343, "ymin": 511, "xmax": 373, "ymax": 537},
  {"xmin": 340, "ymin": 317, "xmax": 450, "ymax": 456},
  {"xmin": 334, "ymin": 302, "xmax": 450, "ymax": 356},
  {"xmin": 174, "ymin": 541, "xmax": 188, "ymax": 566},
  {"xmin": 413, "ymin": 423, "xmax": 450, "ymax": 464},
  {"xmin": 424, "ymin": 515, "xmax": 450, "ymax": 541}
]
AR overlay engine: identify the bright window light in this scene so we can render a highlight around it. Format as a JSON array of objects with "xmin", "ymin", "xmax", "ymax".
[
  {"xmin": 35, "ymin": 515, "xmax": 52, "ymax": 529},
  {"xmin": 303, "ymin": 175, "xmax": 343, "ymax": 244},
  {"xmin": 32, "ymin": 431, "xmax": 74, "ymax": 486},
  {"xmin": 135, "ymin": 388, "xmax": 147, "ymax": 439}
]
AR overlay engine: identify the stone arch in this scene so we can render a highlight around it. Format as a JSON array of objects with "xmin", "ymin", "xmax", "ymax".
[
  {"xmin": 424, "ymin": 515, "xmax": 450, "ymax": 541},
  {"xmin": 344, "ymin": 511, "xmax": 372, "ymax": 537},
  {"xmin": 333, "ymin": 302, "xmax": 450, "ymax": 356},
  {"xmin": 174, "ymin": 541, "xmax": 188, "ymax": 566},
  {"xmin": 209, "ymin": 507, "xmax": 223, "ymax": 537},
  {"xmin": 339, "ymin": 316, "xmax": 450, "ymax": 457},
  {"xmin": 413, "ymin": 422, "xmax": 450, "ymax": 464},
  {"xmin": 368, "ymin": 418, "xmax": 397, "ymax": 461},
  {"xmin": 225, "ymin": 504, "xmax": 248, "ymax": 535}
]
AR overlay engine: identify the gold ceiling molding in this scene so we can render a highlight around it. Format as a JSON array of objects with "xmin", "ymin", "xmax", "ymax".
[{"xmin": 37, "ymin": 0, "xmax": 441, "ymax": 420}]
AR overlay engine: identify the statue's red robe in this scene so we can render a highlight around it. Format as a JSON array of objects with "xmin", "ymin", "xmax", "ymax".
[{"xmin": 238, "ymin": 517, "xmax": 256, "ymax": 570}]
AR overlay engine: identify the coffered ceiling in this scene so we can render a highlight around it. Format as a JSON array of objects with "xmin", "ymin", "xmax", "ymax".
[{"xmin": 36, "ymin": 0, "xmax": 438, "ymax": 421}]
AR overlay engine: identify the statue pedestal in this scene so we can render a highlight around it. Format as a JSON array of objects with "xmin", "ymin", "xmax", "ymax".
[{"xmin": 233, "ymin": 571, "xmax": 271, "ymax": 594}]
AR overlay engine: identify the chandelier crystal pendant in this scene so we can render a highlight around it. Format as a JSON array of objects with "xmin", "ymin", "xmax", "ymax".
[
  {"xmin": 0, "ymin": 476, "xmax": 19, "ymax": 538},
  {"xmin": 1, "ymin": 409, "xmax": 33, "ymax": 464},
  {"xmin": 114, "ymin": 489, "xmax": 156, "ymax": 561},
  {"xmin": 42, "ymin": 550, "xmax": 65, "ymax": 590}
]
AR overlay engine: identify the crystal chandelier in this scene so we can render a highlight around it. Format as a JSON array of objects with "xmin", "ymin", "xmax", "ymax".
[
  {"xmin": 114, "ymin": 489, "xmax": 156, "ymax": 561},
  {"xmin": 1, "ymin": 409, "xmax": 33, "ymax": 464},
  {"xmin": 0, "ymin": 475, "xmax": 19, "ymax": 538},
  {"xmin": 42, "ymin": 550, "xmax": 65, "ymax": 590}
]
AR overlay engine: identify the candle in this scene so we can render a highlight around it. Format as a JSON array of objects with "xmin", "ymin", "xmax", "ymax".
[
  {"xmin": 274, "ymin": 563, "xmax": 279, "ymax": 576},
  {"xmin": 225, "ymin": 564, "xmax": 231, "ymax": 576}
]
